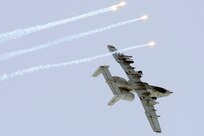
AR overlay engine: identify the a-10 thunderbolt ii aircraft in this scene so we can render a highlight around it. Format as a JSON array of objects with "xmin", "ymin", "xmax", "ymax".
[{"xmin": 92, "ymin": 45, "xmax": 172, "ymax": 133}]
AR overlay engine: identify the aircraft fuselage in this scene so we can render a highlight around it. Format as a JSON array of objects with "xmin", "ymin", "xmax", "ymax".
[{"xmin": 106, "ymin": 76, "xmax": 172, "ymax": 99}]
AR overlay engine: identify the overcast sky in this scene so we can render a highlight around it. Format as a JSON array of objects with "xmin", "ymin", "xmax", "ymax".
[{"xmin": 0, "ymin": 0, "xmax": 203, "ymax": 136}]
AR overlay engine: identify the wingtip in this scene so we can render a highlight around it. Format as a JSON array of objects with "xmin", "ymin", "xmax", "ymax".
[
  {"xmin": 107, "ymin": 45, "xmax": 115, "ymax": 49},
  {"xmin": 155, "ymin": 130, "xmax": 162, "ymax": 133},
  {"xmin": 107, "ymin": 45, "xmax": 117, "ymax": 52}
]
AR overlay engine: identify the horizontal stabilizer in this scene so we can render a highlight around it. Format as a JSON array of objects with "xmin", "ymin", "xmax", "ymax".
[
  {"xmin": 92, "ymin": 65, "xmax": 110, "ymax": 77},
  {"xmin": 107, "ymin": 95, "xmax": 122, "ymax": 106},
  {"xmin": 92, "ymin": 65, "xmax": 121, "ymax": 95}
]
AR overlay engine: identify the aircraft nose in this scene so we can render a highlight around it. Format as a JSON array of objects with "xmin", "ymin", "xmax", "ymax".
[{"xmin": 169, "ymin": 91, "xmax": 173, "ymax": 94}]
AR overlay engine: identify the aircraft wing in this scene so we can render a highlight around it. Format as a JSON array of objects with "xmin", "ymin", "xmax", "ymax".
[
  {"xmin": 107, "ymin": 45, "xmax": 161, "ymax": 132},
  {"xmin": 137, "ymin": 91, "xmax": 162, "ymax": 133},
  {"xmin": 107, "ymin": 45, "xmax": 142, "ymax": 82}
]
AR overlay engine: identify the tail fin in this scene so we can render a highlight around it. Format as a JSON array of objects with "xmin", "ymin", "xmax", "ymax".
[{"xmin": 92, "ymin": 65, "xmax": 122, "ymax": 106}]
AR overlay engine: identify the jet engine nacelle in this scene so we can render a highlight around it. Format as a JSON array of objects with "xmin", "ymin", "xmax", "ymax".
[{"xmin": 120, "ymin": 88, "xmax": 135, "ymax": 101}]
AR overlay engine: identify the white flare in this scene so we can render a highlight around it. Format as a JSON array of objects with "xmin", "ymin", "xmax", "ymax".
[
  {"xmin": 0, "ymin": 17, "xmax": 143, "ymax": 61},
  {"xmin": 0, "ymin": 3, "xmax": 120, "ymax": 44},
  {"xmin": 110, "ymin": 1, "xmax": 126, "ymax": 11},
  {"xmin": 140, "ymin": 15, "xmax": 148, "ymax": 20},
  {"xmin": 147, "ymin": 41, "xmax": 156, "ymax": 47},
  {"xmin": 0, "ymin": 43, "xmax": 150, "ymax": 81}
]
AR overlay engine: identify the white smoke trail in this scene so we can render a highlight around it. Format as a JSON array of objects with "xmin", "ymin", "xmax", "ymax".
[
  {"xmin": 0, "ymin": 43, "xmax": 149, "ymax": 81},
  {"xmin": 0, "ymin": 17, "xmax": 144, "ymax": 62},
  {"xmin": 0, "ymin": 3, "xmax": 123, "ymax": 44}
]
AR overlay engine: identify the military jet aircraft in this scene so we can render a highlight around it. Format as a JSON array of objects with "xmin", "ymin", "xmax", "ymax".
[{"xmin": 92, "ymin": 45, "xmax": 172, "ymax": 133}]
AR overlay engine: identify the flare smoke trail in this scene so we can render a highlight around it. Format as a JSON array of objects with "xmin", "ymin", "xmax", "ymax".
[
  {"xmin": 0, "ymin": 16, "xmax": 145, "ymax": 62},
  {"xmin": 0, "ymin": 43, "xmax": 150, "ymax": 81},
  {"xmin": 0, "ymin": 2, "xmax": 125, "ymax": 44}
]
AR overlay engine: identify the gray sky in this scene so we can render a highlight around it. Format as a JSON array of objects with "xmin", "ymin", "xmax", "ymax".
[{"xmin": 0, "ymin": 0, "xmax": 203, "ymax": 135}]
